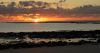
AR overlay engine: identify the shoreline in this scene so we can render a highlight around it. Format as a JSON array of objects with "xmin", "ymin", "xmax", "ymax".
[{"xmin": 0, "ymin": 30, "xmax": 100, "ymax": 50}]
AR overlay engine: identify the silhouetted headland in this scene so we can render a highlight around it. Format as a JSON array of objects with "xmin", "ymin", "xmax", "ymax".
[{"xmin": 3, "ymin": 21, "xmax": 100, "ymax": 24}]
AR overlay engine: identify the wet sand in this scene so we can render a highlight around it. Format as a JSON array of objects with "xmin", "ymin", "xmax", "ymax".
[{"xmin": 0, "ymin": 45, "xmax": 100, "ymax": 53}]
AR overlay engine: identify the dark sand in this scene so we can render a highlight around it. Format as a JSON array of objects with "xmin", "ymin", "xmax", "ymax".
[{"xmin": 0, "ymin": 45, "xmax": 100, "ymax": 53}]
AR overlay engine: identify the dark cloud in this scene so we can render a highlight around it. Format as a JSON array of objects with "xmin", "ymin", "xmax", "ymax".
[{"xmin": 0, "ymin": 1, "xmax": 100, "ymax": 16}]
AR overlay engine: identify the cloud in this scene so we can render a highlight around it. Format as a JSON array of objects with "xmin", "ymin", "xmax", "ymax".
[{"xmin": 0, "ymin": 1, "xmax": 100, "ymax": 17}]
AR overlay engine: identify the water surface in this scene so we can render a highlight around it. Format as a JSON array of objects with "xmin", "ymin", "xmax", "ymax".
[{"xmin": 0, "ymin": 23, "xmax": 100, "ymax": 32}]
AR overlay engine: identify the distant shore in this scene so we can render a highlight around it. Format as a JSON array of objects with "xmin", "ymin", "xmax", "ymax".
[{"xmin": 2, "ymin": 20, "xmax": 100, "ymax": 24}]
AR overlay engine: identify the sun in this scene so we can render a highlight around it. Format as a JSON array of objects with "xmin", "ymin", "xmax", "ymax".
[
  {"xmin": 33, "ymin": 17, "xmax": 49, "ymax": 23},
  {"xmin": 34, "ymin": 19, "xmax": 39, "ymax": 22}
]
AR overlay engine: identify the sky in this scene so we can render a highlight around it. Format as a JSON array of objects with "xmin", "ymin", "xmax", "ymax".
[
  {"xmin": 0, "ymin": 0, "xmax": 100, "ymax": 8},
  {"xmin": 0, "ymin": 0, "xmax": 100, "ymax": 22}
]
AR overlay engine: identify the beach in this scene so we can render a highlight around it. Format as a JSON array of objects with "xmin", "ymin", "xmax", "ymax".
[{"xmin": 0, "ymin": 45, "xmax": 100, "ymax": 53}]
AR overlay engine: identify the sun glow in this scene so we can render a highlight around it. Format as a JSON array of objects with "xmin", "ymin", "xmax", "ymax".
[
  {"xmin": 1, "ymin": 14, "xmax": 100, "ymax": 22},
  {"xmin": 34, "ymin": 19, "xmax": 39, "ymax": 22},
  {"xmin": 33, "ymin": 17, "xmax": 49, "ymax": 22}
]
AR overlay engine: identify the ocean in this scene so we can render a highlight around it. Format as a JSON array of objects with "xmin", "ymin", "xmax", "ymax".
[{"xmin": 0, "ymin": 22, "xmax": 100, "ymax": 32}]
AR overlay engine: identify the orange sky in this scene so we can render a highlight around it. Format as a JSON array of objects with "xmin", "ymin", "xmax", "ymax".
[
  {"xmin": 0, "ymin": 0, "xmax": 100, "ymax": 22},
  {"xmin": 0, "ymin": 15, "xmax": 100, "ymax": 22}
]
